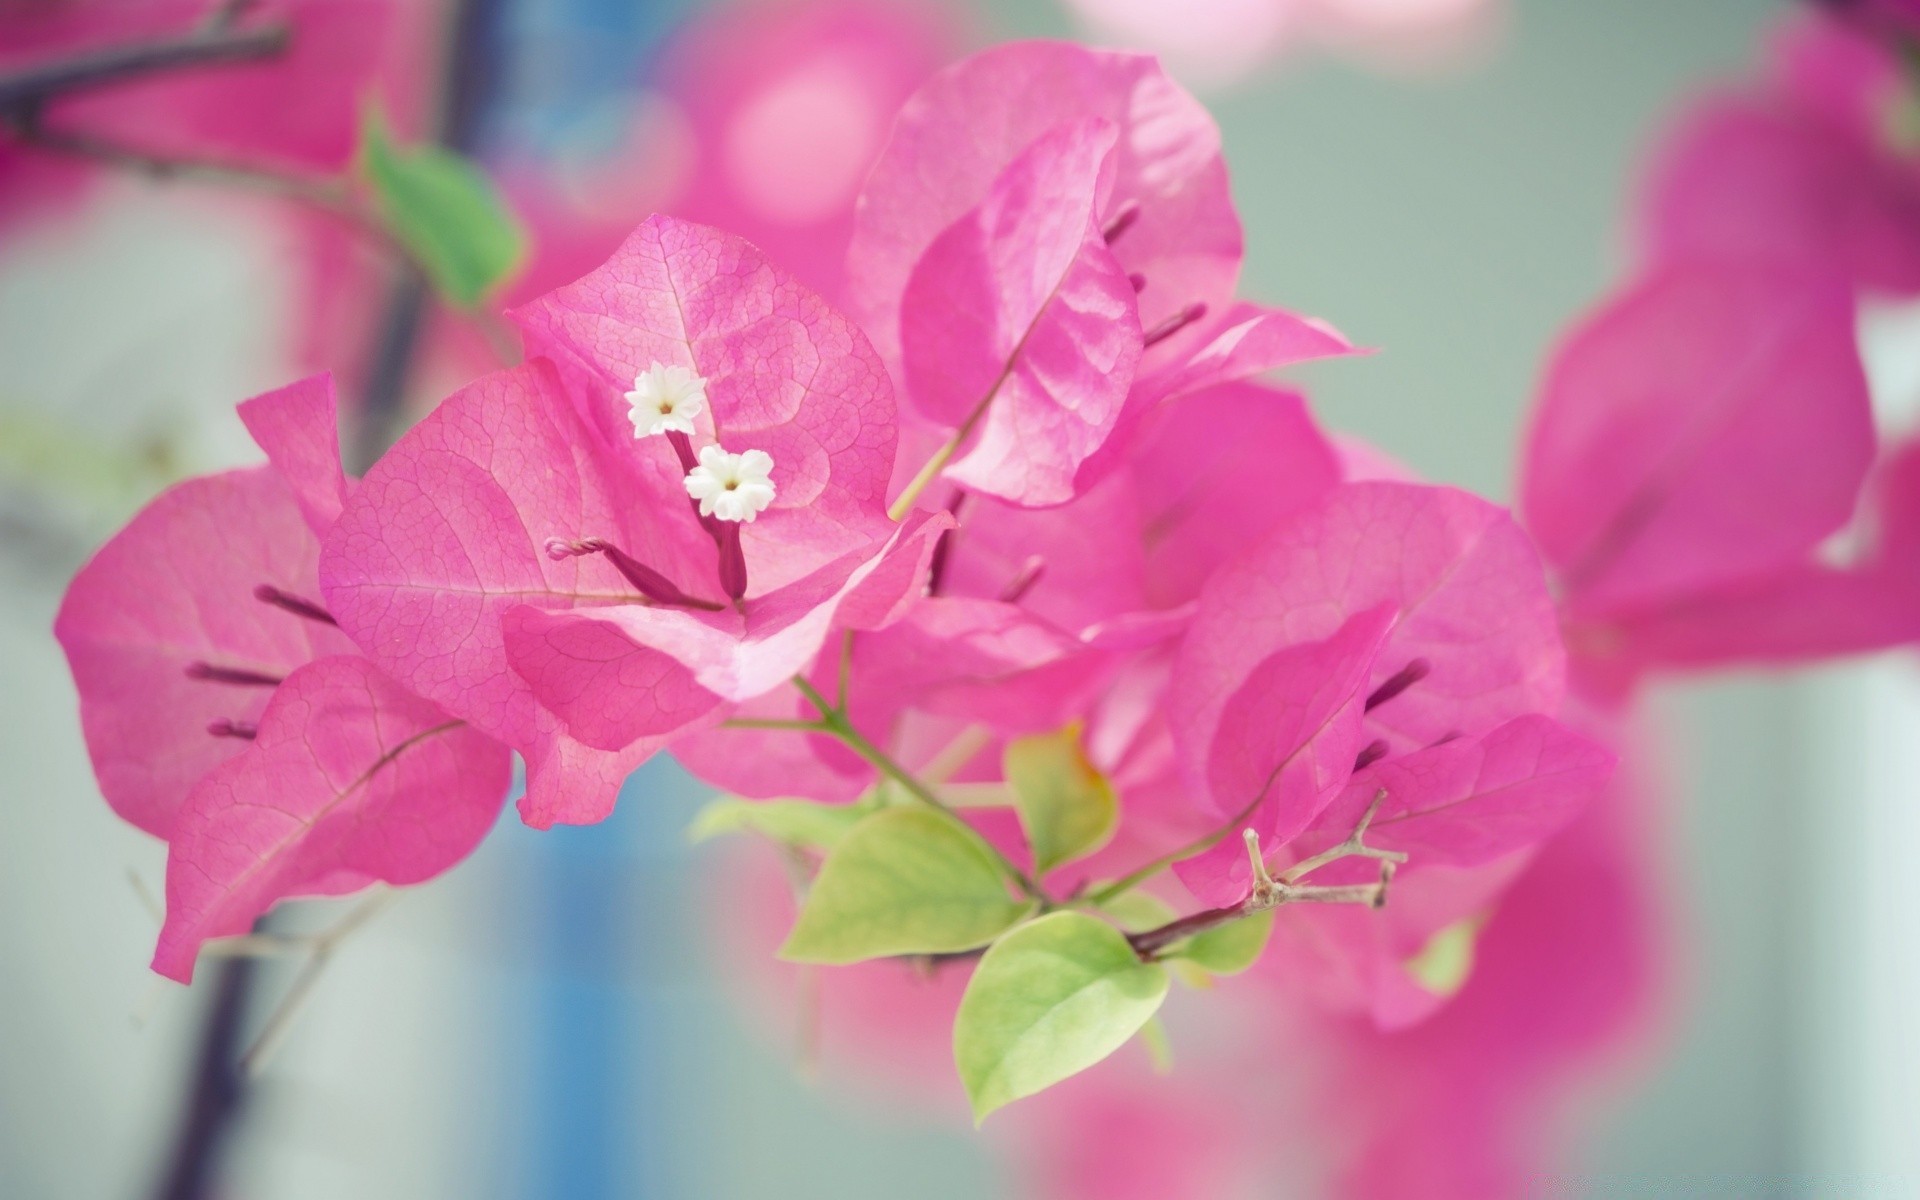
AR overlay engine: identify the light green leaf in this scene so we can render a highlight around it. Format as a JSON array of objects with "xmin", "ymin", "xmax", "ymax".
[
  {"xmin": 1005, "ymin": 726, "xmax": 1117, "ymax": 874},
  {"xmin": 954, "ymin": 910, "xmax": 1169, "ymax": 1123},
  {"xmin": 1404, "ymin": 916, "xmax": 1481, "ymax": 998},
  {"xmin": 1096, "ymin": 889, "xmax": 1179, "ymax": 933},
  {"xmin": 359, "ymin": 106, "xmax": 526, "ymax": 307},
  {"xmin": 688, "ymin": 796, "xmax": 868, "ymax": 851},
  {"xmin": 779, "ymin": 808, "xmax": 1034, "ymax": 964},
  {"xmin": 1140, "ymin": 1015, "xmax": 1174, "ymax": 1075},
  {"xmin": 1174, "ymin": 908, "xmax": 1274, "ymax": 977}
]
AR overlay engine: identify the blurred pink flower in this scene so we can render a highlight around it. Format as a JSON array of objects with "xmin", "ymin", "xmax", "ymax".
[
  {"xmin": 1643, "ymin": 15, "xmax": 1920, "ymax": 293},
  {"xmin": 1059, "ymin": 0, "xmax": 1502, "ymax": 88},
  {"xmin": 55, "ymin": 376, "xmax": 511, "ymax": 982}
]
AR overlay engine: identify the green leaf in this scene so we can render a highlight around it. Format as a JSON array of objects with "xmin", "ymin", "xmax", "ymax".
[
  {"xmin": 1404, "ymin": 916, "xmax": 1481, "ymax": 998},
  {"xmin": 358, "ymin": 106, "xmax": 526, "ymax": 307},
  {"xmin": 779, "ymin": 808, "xmax": 1034, "ymax": 964},
  {"xmin": 954, "ymin": 910, "xmax": 1169, "ymax": 1123},
  {"xmin": 1096, "ymin": 889, "xmax": 1179, "ymax": 933},
  {"xmin": 1174, "ymin": 908, "xmax": 1274, "ymax": 977},
  {"xmin": 688, "ymin": 796, "xmax": 868, "ymax": 851},
  {"xmin": 1005, "ymin": 726, "xmax": 1117, "ymax": 874},
  {"xmin": 1139, "ymin": 1015, "xmax": 1174, "ymax": 1075}
]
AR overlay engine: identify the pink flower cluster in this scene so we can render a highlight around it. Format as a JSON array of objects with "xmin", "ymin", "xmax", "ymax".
[
  {"xmin": 47, "ymin": 7, "xmax": 1920, "ymax": 1194},
  {"xmin": 59, "ymin": 31, "xmax": 1610, "ymax": 1048}
]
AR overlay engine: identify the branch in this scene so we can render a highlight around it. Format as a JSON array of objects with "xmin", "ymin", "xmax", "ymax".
[
  {"xmin": 1125, "ymin": 795, "xmax": 1408, "ymax": 961},
  {"xmin": 0, "ymin": 20, "xmax": 291, "ymax": 116}
]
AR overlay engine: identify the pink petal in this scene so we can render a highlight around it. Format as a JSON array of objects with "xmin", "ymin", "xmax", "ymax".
[
  {"xmin": 1575, "ymin": 564, "xmax": 1920, "ymax": 678},
  {"xmin": 937, "ymin": 473, "xmax": 1150, "ymax": 633},
  {"xmin": 1521, "ymin": 262, "xmax": 1874, "ymax": 614},
  {"xmin": 1308, "ymin": 714, "xmax": 1615, "ymax": 867},
  {"xmin": 848, "ymin": 41, "xmax": 1242, "ymax": 370},
  {"xmin": 320, "ymin": 361, "xmax": 707, "ymax": 748},
  {"xmin": 1181, "ymin": 481, "xmax": 1565, "ymax": 760},
  {"xmin": 899, "ymin": 117, "xmax": 1143, "ymax": 505},
  {"xmin": 55, "ymin": 467, "xmax": 355, "ymax": 838},
  {"xmin": 1640, "ymin": 31, "xmax": 1920, "ymax": 294},
  {"xmin": 1126, "ymin": 382, "xmax": 1344, "ymax": 609},
  {"xmin": 511, "ymin": 213, "xmax": 898, "ymax": 591},
  {"xmin": 151, "ymin": 656, "xmax": 510, "ymax": 982},
  {"xmin": 517, "ymin": 706, "xmax": 701, "ymax": 829},
  {"xmin": 1259, "ymin": 855, "xmax": 1532, "ymax": 1031},
  {"xmin": 1136, "ymin": 301, "xmax": 1360, "ymax": 402},
  {"xmin": 851, "ymin": 595, "xmax": 1103, "ymax": 735},
  {"xmin": 497, "ymin": 605, "xmax": 724, "ymax": 750},
  {"xmin": 1171, "ymin": 605, "xmax": 1395, "ymax": 906},
  {"xmin": 672, "ymin": 674, "xmax": 874, "ymax": 803},
  {"xmin": 502, "ymin": 512, "xmax": 950, "ymax": 749},
  {"xmin": 237, "ymin": 372, "xmax": 350, "ymax": 536}
]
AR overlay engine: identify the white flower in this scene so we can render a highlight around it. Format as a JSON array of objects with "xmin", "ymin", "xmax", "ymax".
[
  {"xmin": 625, "ymin": 363, "xmax": 707, "ymax": 438},
  {"xmin": 684, "ymin": 444, "xmax": 777, "ymax": 522}
]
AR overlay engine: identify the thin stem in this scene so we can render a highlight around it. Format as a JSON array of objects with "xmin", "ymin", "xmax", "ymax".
[
  {"xmin": 834, "ymin": 630, "xmax": 854, "ymax": 712},
  {"xmin": 785, "ymin": 676, "xmax": 1046, "ymax": 903},
  {"xmin": 238, "ymin": 890, "xmax": 394, "ymax": 1077},
  {"xmin": 886, "ymin": 354, "xmax": 1021, "ymax": 521},
  {"xmin": 721, "ymin": 717, "xmax": 825, "ymax": 733},
  {"xmin": 1123, "ymin": 869, "xmax": 1394, "ymax": 961},
  {"xmin": 9, "ymin": 121, "xmax": 377, "ymax": 226},
  {"xmin": 1085, "ymin": 789, "xmax": 1268, "ymax": 906},
  {"xmin": 1119, "ymin": 805, "xmax": 1401, "ymax": 961},
  {"xmin": 1279, "ymin": 790, "xmax": 1406, "ymax": 885},
  {"xmin": 0, "ymin": 20, "xmax": 291, "ymax": 113},
  {"xmin": 888, "ymin": 430, "xmax": 968, "ymax": 522},
  {"xmin": 792, "ymin": 676, "xmax": 834, "ymax": 720},
  {"xmin": 1127, "ymin": 903, "xmax": 1247, "ymax": 958},
  {"xmin": 921, "ymin": 724, "xmax": 991, "ymax": 784}
]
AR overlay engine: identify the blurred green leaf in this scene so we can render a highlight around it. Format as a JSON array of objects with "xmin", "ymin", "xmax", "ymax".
[
  {"xmin": 688, "ymin": 796, "xmax": 870, "ymax": 851},
  {"xmin": 779, "ymin": 807, "xmax": 1034, "ymax": 965},
  {"xmin": 1096, "ymin": 889, "xmax": 1179, "ymax": 933},
  {"xmin": 1140, "ymin": 1014, "xmax": 1174, "ymax": 1075},
  {"xmin": 954, "ymin": 911, "xmax": 1168, "ymax": 1123},
  {"xmin": 1005, "ymin": 726, "xmax": 1116, "ymax": 875},
  {"xmin": 1404, "ymin": 916, "xmax": 1481, "ymax": 998},
  {"xmin": 359, "ymin": 107, "xmax": 525, "ymax": 307}
]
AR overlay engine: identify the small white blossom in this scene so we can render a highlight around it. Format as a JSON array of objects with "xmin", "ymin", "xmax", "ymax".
[
  {"xmin": 625, "ymin": 363, "xmax": 707, "ymax": 438},
  {"xmin": 684, "ymin": 444, "xmax": 777, "ymax": 522}
]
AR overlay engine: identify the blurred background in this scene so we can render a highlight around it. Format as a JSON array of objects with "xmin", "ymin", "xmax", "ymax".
[{"xmin": 3, "ymin": 0, "xmax": 1917, "ymax": 1196}]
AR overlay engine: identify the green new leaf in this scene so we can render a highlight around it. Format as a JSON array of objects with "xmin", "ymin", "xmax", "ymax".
[
  {"xmin": 1174, "ymin": 908, "xmax": 1274, "ymax": 977},
  {"xmin": 779, "ymin": 808, "xmax": 1034, "ymax": 965},
  {"xmin": 1005, "ymin": 727, "xmax": 1117, "ymax": 874},
  {"xmin": 1096, "ymin": 889, "xmax": 1179, "ymax": 933},
  {"xmin": 1140, "ymin": 1015, "xmax": 1174, "ymax": 1075},
  {"xmin": 359, "ymin": 107, "xmax": 526, "ymax": 307},
  {"xmin": 954, "ymin": 911, "xmax": 1169, "ymax": 1123},
  {"xmin": 1404, "ymin": 916, "xmax": 1481, "ymax": 998},
  {"xmin": 689, "ymin": 796, "xmax": 868, "ymax": 851}
]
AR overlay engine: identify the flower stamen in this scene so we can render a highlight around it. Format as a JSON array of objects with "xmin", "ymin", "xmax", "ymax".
[
  {"xmin": 1142, "ymin": 301, "xmax": 1208, "ymax": 348},
  {"xmin": 253, "ymin": 584, "xmax": 336, "ymax": 625},
  {"xmin": 543, "ymin": 537, "xmax": 723, "ymax": 610},
  {"xmin": 1365, "ymin": 658, "xmax": 1431, "ymax": 712},
  {"xmin": 185, "ymin": 662, "xmax": 284, "ymax": 687}
]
